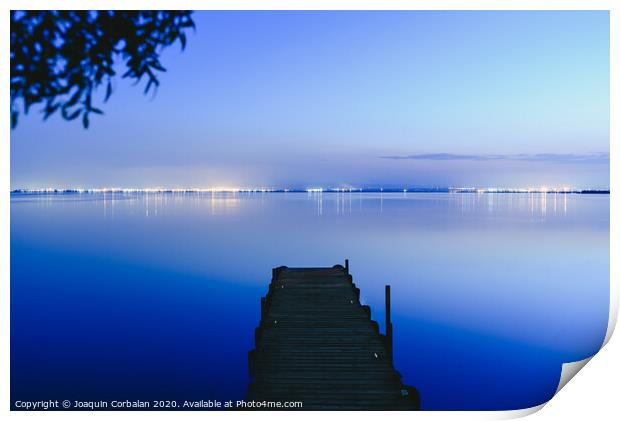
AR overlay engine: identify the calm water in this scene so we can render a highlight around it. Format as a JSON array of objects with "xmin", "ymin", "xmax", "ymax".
[{"xmin": 11, "ymin": 192, "xmax": 609, "ymax": 410}]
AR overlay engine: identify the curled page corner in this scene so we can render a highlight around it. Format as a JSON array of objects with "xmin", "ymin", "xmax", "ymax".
[
  {"xmin": 494, "ymin": 403, "xmax": 547, "ymax": 419},
  {"xmin": 548, "ymin": 284, "xmax": 620, "ymax": 398},
  {"xmin": 539, "ymin": 277, "xmax": 620, "ymax": 408},
  {"xmin": 554, "ymin": 356, "xmax": 594, "ymax": 395},
  {"xmin": 488, "ymin": 356, "xmax": 596, "ymax": 421},
  {"xmin": 603, "ymin": 291, "xmax": 618, "ymax": 347}
]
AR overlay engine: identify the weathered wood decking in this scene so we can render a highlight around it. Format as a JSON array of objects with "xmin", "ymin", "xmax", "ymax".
[{"xmin": 247, "ymin": 263, "xmax": 419, "ymax": 410}]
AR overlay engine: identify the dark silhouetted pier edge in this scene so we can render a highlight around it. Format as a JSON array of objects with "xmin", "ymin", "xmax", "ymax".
[{"xmin": 247, "ymin": 262, "xmax": 420, "ymax": 410}]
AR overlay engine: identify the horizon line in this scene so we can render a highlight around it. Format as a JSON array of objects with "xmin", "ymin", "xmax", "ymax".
[{"xmin": 10, "ymin": 186, "xmax": 611, "ymax": 194}]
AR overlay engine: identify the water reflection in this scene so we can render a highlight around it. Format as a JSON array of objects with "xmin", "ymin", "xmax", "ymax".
[
  {"xmin": 10, "ymin": 192, "xmax": 608, "ymax": 410},
  {"xmin": 34, "ymin": 189, "xmax": 586, "ymax": 237},
  {"xmin": 454, "ymin": 192, "xmax": 571, "ymax": 219},
  {"xmin": 37, "ymin": 191, "xmax": 577, "ymax": 221}
]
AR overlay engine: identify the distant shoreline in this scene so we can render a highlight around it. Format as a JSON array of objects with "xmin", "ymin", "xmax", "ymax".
[{"xmin": 10, "ymin": 188, "xmax": 611, "ymax": 195}]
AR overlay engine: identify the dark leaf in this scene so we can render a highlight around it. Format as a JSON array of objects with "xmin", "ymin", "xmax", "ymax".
[
  {"xmin": 64, "ymin": 108, "xmax": 82, "ymax": 120},
  {"xmin": 105, "ymin": 81, "xmax": 112, "ymax": 101},
  {"xmin": 65, "ymin": 89, "xmax": 82, "ymax": 107},
  {"xmin": 144, "ymin": 79, "xmax": 153, "ymax": 94},
  {"xmin": 150, "ymin": 61, "xmax": 166, "ymax": 72},
  {"xmin": 43, "ymin": 103, "xmax": 60, "ymax": 119}
]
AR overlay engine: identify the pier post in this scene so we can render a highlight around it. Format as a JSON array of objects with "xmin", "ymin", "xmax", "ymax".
[
  {"xmin": 386, "ymin": 285, "xmax": 393, "ymax": 363},
  {"xmin": 345, "ymin": 259, "xmax": 349, "ymax": 274}
]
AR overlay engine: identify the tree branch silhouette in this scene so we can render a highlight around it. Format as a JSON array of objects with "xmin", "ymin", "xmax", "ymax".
[{"xmin": 10, "ymin": 10, "xmax": 195, "ymax": 129}]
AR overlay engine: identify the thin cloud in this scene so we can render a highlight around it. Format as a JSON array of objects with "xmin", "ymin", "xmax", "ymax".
[{"xmin": 380, "ymin": 152, "xmax": 609, "ymax": 164}]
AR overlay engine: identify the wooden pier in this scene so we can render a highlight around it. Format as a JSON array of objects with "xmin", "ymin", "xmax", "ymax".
[{"xmin": 247, "ymin": 261, "xmax": 419, "ymax": 410}]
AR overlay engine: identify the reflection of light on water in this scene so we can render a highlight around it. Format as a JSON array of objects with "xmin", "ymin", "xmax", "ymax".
[
  {"xmin": 453, "ymin": 191, "xmax": 570, "ymax": 219},
  {"xmin": 329, "ymin": 191, "xmax": 354, "ymax": 216},
  {"xmin": 335, "ymin": 191, "xmax": 343, "ymax": 216},
  {"xmin": 349, "ymin": 190, "xmax": 352, "ymax": 215},
  {"xmin": 308, "ymin": 190, "xmax": 323, "ymax": 216},
  {"xmin": 335, "ymin": 192, "xmax": 340, "ymax": 215},
  {"xmin": 124, "ymin": 191, "xmax": 245, "ymax": 217},
  {"xmin": 205, "ymin": 192, "xmax": 241, "ymax": 216},
  {"xmin": 102, "ymin": 191, "xmax": 120, "ymax": 219},
  {"xmin": 332, "ymin": 191, "xmax": 353, "ymax": 216},
  {"xmin": 359, "ymin": 190, "xmax": 363, "ymax": 212},
  {"xmin": 121, "ymin": 190, "xmax": 577, "ymax": 220}
]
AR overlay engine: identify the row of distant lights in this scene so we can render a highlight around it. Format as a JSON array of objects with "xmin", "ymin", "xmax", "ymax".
[
  {"xmin": 306, "ymin": 188, "xmax": 365, "ymax": 193},
  {"xmin": 13, "ymin": 187, "xmax": 275, "ymax": 193},
  {"xmin": 14, "ymin": 187, "xmax": 365, "ymax": 193},
  {"xmin": 13, "ymin": 186, "xmax": 577, "ymax": 194},
  {"xmin": 449, "ymin": 187, "xmax": 575, "ymax": 193}
]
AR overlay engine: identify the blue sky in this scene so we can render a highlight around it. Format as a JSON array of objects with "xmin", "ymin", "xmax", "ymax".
[{"xmin": 11, "ymin": 11, "xmax": 610, "ymax": 189}]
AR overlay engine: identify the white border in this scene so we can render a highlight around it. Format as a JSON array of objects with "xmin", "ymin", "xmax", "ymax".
[{"xmin": 3, "ymin": 1, "xmax": 618, "ymax": 420}]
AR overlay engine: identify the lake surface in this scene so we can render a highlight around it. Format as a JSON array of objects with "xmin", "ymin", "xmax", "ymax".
[{"xmin": 10, "ymin": 192, "xmax": 609, "ymax": 410}]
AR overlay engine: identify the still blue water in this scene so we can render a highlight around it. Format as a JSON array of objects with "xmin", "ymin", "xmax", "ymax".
[{"xmin": 10, "ymin": 192, "xmax": 609, "ymax": 410}]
